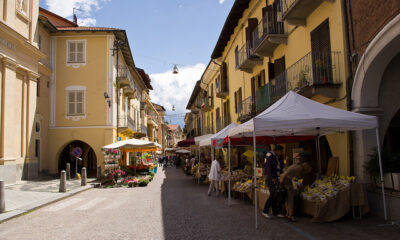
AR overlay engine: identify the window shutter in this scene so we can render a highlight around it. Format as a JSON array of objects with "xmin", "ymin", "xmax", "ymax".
[
  {"xmin": 274, "ymin": 56, "xmax": 286, "ymax": 76},
  {"xmin": 235, "ymin": 46, "xmax": 239, "ymax": 69},
  {"xmin": 77, "ymin": 42, "xmax": 84, "ymax": 62},
  {"xmin": 268, "ymin": 62, "xmax": 275, "ymax": 80},
  {"xmin": 234, "ymin": 91, "xmax": 238, "ymax": 113},
  {"xmin": 69, "ymin": 42, "xmax": 76, "ymax": 62},
  {"xmin": 238, "ymin": 87, "xmax": 243, "ymax": 112},
  {"xmin": 260, "ymin": 69, "xmax": 266, "ymax": 85}
]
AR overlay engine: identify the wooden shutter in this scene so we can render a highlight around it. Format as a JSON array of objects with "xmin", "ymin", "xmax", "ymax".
[
  {"xmin": 247, "ymin": 18, "xmax": 258, "ymax": 50},
  {"xmin": 274, "ymin": 56, "xmax": 286, "ymax": 76},
  {"xmin": 77, "ymin": 42, "xmax": 84, "ymax": 62},
  {"xmin": 260, "ymin": 69, "xmax": 266, "ymax": 85},
  {"xmin": 267, "ymin": 5, "xmax": 273, "ymax": 34},
  {"xmin": 311, "ymin": 19, "xmax": 332, "ymax": 83},
  {"xmin": 238, "ymin": 87, "xmax": 243, "ymax": 112},
  {"xmin": 221, "ymin": 62, "xmax": 228, "ymax": 92},
  {"xmin": 68, "ymin": 92, "xmax": 75, "ymax": 114},
  {"xmin": 76, "ymin": 91, "xmax": 84, "ymax": 114},
  {"xmin": 68, "ymin": 42, "xmax": 76, "ymax": 62},
  {"xmin": 234, "ymin": 91, "xmax": 238, "ymax": 113},
  {"xmin": 235, "ymin": 46, "xmax": 239, "ymax": 68}
]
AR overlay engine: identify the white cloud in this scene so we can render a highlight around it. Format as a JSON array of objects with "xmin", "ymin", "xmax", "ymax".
[
  {"xmin": 219, "ymin": 0, "xmax": 226, "ymax": 4},
  {"xmin": 44, "ymin": 0, "xmax": 109, "ymax": 26},
  {"xmin": 149, "ymin": 63, "xmax": 206, "ymax": 125}
]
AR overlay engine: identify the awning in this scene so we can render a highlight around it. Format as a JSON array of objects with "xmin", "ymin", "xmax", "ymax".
[
  {"xmin": 199, "ymin": 123, "xmax": 238, "ymax": 147},
  {"xmin": 102, "ymin": 138, "xmax": 156, "ymax": 150},
  {"xmin": 176, "ymin": 149, "xmax": 191, "ymax": 154},
  {"xmin": 194, "ymin": 134, "xmax": 213, "ymax": 145},
  {"xmin": 177, "ymin": 138, "xmax": 195, "ymax": 147}
]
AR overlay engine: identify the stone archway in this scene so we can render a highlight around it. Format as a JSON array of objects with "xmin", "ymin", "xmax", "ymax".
[
  {"xmin": 351, "ymin": 14, "xmax": 400, "ymax": 183},
  {"xmin": 58, "ymin": 140, "xmax": 97, "ymax": 178}
]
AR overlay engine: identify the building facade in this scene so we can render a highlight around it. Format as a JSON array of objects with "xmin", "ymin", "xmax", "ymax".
[
  {"xmin": 0, "ymin": 0, "xmax": 43, "ymax": 182},
  {"xmin": 167, "ymin": 124, "xmax": 183, "ymax": 148}
]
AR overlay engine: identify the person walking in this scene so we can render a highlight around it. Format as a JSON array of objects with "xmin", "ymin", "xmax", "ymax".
[
  {"xmin": 207, "ymin": 157, "xmax": 222, "ymax": 197},
  {"xmin": 262, "ymin": 145, "xmax": 285, "ymax": 218}
]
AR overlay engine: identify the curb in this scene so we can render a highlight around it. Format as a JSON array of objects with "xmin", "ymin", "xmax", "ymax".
[{"xmin": 0, "ymin": 184, "xmax": 94, "ymax": 224}]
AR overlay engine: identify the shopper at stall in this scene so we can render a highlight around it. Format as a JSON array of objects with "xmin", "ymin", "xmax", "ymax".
[
  {"xmin": 262, "ymin": 146, "xmax": 285, "ymax": 218},
  {"xmin": 185, "ymin": 156, "xmax": 191, "ymax": 175},
  {"xmin": 279, "ymin": 151, "xmax": 312, "ymax": 222},
  {"xmin": 207, "ymin": 157, "xmax": 222, "ymax": 197}
]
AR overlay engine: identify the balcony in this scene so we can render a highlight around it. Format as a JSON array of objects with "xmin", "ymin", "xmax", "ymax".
[
  {"xmin": 255, "ymin": 83, "xmax": 272, "ymax": 113},
  {"xmin": 238, "ymin": 96, "xmax": 256, "ymax": 123},
  {"xmin": 118, "ymin": 115, "xmax": 136, "ymax": 132},
  {"xmin": 237, "ymin": 42, "xmax": 263, "ymax": 73},
  {"xmin": 282, "ymin": 0, "xmax": 332, "ymax": 26},
  {"xmin": 285, "ymin": 51, "xmax": 342, "ymax": 98},
  {"xmin": 201, "ymin": 97, "xmax": 213, "ymax": 112},
  {"xmin": 117, "ymin": 65, "xmax": 130, "ymax": 86},
  {"xmin": 216, "ymin": 81, "xmax": 228, "ymax": 99},
  {"xmin": 252, "ymin": 13, "xmax": 287, "ymax": 57}
]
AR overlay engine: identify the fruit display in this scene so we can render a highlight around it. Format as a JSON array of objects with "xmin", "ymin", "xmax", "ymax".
[
  {"xmin": 301, "ymin": 175, "xmax": 356, "ymax": 202},
  {"xmin": 232, "ymin": 179, "xmax": 253, "ymax": 193}
]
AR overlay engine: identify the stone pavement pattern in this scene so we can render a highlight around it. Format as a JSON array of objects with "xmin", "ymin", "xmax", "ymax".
[{"xmin": 0, "ymin": 167, "xmax": 399, "ymax": 240}]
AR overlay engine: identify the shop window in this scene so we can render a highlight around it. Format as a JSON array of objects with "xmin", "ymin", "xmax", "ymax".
[{"xmin": 67, "ymin": 40, "xmax": 86, "ymax": 63}]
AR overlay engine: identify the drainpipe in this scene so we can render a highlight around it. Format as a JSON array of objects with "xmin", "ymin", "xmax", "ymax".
[{"xmin": 342, "ymin": 0, "xmax": 355, "ymax": 175}]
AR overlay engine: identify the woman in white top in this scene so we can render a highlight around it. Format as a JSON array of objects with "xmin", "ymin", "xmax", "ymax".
[{"xmin": 207, "ymin": 157, "xmax": 222, "ymax": 196}]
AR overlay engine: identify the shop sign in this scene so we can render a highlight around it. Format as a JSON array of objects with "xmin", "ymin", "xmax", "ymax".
[
  {"xmin": 0, "ymin": 37, "xmax": 16, "ymax": 51},
  {"xmin": 215, "ymin": 139, "xmax": 224, "ymax": 149}
]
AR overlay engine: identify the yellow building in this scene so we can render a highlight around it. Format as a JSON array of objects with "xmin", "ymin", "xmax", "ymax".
[
  {"xmin": 0, "ymin": 0, "xmax": 44, "ymax": 182},
  {"xmin": 37, "ymin": 8, "xmax": 151, "ymax": 177},
  {"xmin": 186, "ymin": 0, "xmax": 352, "ymax": 176}
]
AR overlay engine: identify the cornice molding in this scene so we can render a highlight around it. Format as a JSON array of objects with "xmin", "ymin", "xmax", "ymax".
[{"xmin": 1, "ymin": 56, "xmax": 18, "ymax": 70}]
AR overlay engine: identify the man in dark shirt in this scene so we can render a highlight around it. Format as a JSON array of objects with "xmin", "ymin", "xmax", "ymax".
[{"xmin": 262, "ymin": 145, "xmax": 285, "ymax": 218}]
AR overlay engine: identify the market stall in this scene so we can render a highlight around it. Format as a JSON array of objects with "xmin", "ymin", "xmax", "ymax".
[{"xmin": 228, "ymin": 91, "xmax": 384, "ymax": 228}]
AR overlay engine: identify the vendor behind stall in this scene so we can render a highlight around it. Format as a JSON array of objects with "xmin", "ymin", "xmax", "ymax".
[{"xmin": 279, "ymin": 151, "xmax": 312, "ymax": 222}]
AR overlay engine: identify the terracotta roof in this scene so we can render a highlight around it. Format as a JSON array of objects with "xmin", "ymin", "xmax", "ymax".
[
  {"xmin": 39, "ymin": 7, "xmax": 78, "ymax": 28},
  {"xmin": 57, "ymin": 27, "xmax": 120, "ymax": 31},
  {"xmin": 168, "ymin": 124, "xmax": 180, "ymax": 131},
  {"xmin": 152, "ymin": 103, "xmax": 166, "ymax": 112},
  {"xmin": 211, "ymin": 0, "xmax": 251, "ymax": 59},
  {"xmin": 136, "ymin": 68, "xmax": 153, "ymax": 90}
]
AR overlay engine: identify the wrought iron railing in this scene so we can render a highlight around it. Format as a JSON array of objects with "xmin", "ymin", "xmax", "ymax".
[
  {"xmin": 237, "ymin": 41, "xmax": 261, "ymax": 67},
  {"xmin": 281, "ymin": 0, "xmax": 297, "ymax": 15},
  {"xmin": 252, "ymin": 11, "xmax": 285, "ymax": 49},
  {"xmin": 118, "ymin": 115, "xmax": 135, "ymax": 130},
  {"xmin": 255, "ymin": 83, "xmax": 272, "ymax": 113},
  {"xmin": 238, "ymin": 96, "xmax": 256, "ymax": 121},
  {"xmin": 286, "ymin": 51, "xmax": 342, "ymax": 91}
]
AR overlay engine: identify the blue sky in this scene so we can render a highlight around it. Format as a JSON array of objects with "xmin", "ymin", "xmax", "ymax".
[{"xmin": 39, "ymin": 0, "xmax": 234, "ymax": 127}]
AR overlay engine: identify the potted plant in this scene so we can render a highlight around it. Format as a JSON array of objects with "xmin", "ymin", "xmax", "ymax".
[
  {"xmin": 366, "ymin": 149, "xmax": 400, "ymax": 191},
  {"xmin": 297, "ymin": 69, "xmax": 309, "ymax": 89},
  {"xmin": 315, "ymin": 60, "xmax": 329, "ymax": 84}
]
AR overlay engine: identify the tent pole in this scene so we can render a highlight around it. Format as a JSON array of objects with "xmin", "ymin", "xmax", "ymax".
[
  {"xmin": 375, "ymin": 128, "xmax": 388, "ymax": 221},
  {"xmin": 228, "ymin": 137, "xmax": 231, "ymax": 206},
  {"xmin": 198, "ymin": 146, "xmax": 201, "ymax": 185},
  {"xmin": 253, "ymin": 131, "xmax": 258, "ymax": 229},
  {"xmin": 315, "ymin": 132, "xmax": 322, "ymax": 179}
]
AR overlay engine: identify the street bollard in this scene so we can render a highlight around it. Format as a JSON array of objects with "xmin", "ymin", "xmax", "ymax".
[
  {"xmin": 66, "ymin": 163, "xmax": 71, "ymax": 180},
  {"xmin": 0, "ymin": 181, "xmax": 5, "ymax": 213},
  {"xmin": 81, "ymin": 167, "xmax": 87, "ymax": 186},
  {"xmin": 59, "ymin": 170, "xmax": 66, "ymax": 193},
  {"xmin": 97, "ymin": 166, "xmax": 101, "ymax": 180}
]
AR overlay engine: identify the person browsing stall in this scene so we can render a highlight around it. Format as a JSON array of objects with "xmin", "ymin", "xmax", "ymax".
[{"xmin": 207, "ymin": 157, "xmax": 222, "ymax": 197}]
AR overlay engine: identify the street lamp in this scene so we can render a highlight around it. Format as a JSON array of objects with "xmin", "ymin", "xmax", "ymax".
[{"xmin": 173, "ymin": 64, "xmax": 178, "ymax": 74}]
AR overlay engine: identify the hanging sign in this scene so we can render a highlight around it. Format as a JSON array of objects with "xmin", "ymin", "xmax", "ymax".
[{"xmin": 215, "ymin": 139, "xmax": 224, "ymax": 149}]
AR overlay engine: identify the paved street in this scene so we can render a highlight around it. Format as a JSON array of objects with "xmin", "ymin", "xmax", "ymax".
[{"xmin": 1, "ymin": 167, "xmax": 399, "ymax": 240}]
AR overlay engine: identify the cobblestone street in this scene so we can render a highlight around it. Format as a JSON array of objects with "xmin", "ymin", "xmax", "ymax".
[{"xmin": 0, "ymin": 167, "xmax": 399, "ymax": 240}]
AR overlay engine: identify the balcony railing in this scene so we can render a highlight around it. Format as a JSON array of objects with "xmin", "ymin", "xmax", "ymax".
[
  {"xmin": 252, "ymin": 12, "xmax": 287, "ymax": 57},
  {"xmin": 216, "ymin": 80, "xmax": 228, "ymax": 99},
  {"xmin": 238, "ymin": 96, "xmax": 256, "ymax": 123},
  {"xmin": 237, "ymin": 41, "xmax": 263, "ymax": 73},
  {"xmin": 201, "ymin": 97, "xmax": 213, "ymax": 111},
  {"xmin": 270, "ymin": 72, "xmax": 288, "ymax": 103},
  {"xmin": 282, "ymin": 0, "xmax": 329, "ymax": 26},
  {"xmin": 118, "ymin": 115, "xmax": 135, "ymax": 131},
  {"xmin": 286, "ymin": 51, "xmax": 342, "ymax": 92},
  {"xmin": 255, "ymin": 83, "xmax": 272, "ymax": 113}
]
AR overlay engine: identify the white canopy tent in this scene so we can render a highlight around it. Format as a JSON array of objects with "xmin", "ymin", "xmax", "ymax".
[
  {"xmin": 176, "ymin": 149, "xmax": 191, "ymax": 154},
  {"xmin": 102, "ymin": 138, "xmax": 156, "ymax": 149},
  {"xmin": 227, "ymin": 91, "xmax": 386, "ymax": 228},
  {"xmin": 199, "ymin": 123, "xmax": 238, "ymax": 147}
]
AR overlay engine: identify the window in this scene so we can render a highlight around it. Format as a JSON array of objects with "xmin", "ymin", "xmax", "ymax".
[
  {"xmin": 67, "ymin": 40, "xmax": 86, "ymax": 63},
  {"xmin": 35, "ymin": 140, "xmax": 40, "ymax": 158},
  {"xmin": 16, "ymin": 0, "xmax": 27, "ymax": 14},
  {"xmin": 234, "ymin": 91, "xmax": 238, "ymax": 113},
  {"xmin": 235, "ymin": 46, "xmax": 239, "ymax": 69},
  {"xmin": 67, "ymin": 90, "xmax": 85, "ymax": 115}
]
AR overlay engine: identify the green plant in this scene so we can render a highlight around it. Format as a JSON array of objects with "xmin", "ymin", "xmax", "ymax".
[
  {"xmin": 138, "ymin": 179, "xmax": 149, "ymax": 187},
  {"xmin": 149, "ymin": 172, "xmax": 155, "ymax": 177},
  {"xmin": 297, "ymin": 69, "xmax": 309, "ymax": 88},
  {"xmin": 366, "ymin": 149, "xmax": 400, "ymax": 182}
]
